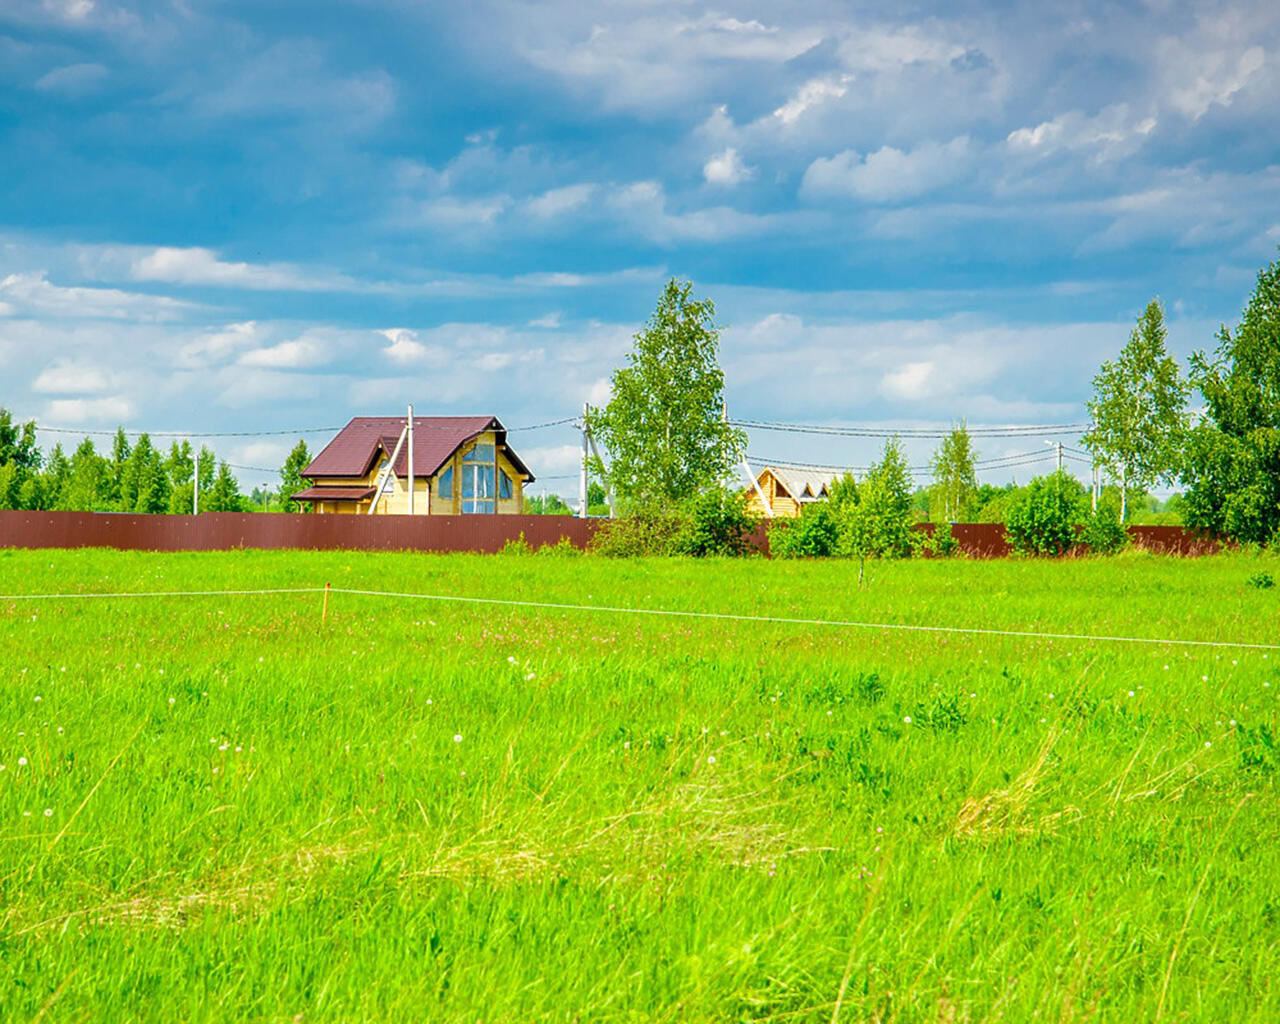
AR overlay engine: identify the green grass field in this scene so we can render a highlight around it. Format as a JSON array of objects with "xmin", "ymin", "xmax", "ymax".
[{"xmin": 1, "ymin": 547, "xmax": 1278, "ymax": 1022}]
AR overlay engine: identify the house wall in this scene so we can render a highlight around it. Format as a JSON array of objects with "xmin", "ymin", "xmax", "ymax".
[{"xmin": 744, "ymin": 470, "xmax": 800, "ymax": 519}]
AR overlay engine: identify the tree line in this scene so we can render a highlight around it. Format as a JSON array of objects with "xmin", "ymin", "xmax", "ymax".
[{"xmin": 0, "ymin": 423, "xmax": 312, "ymax": 515}]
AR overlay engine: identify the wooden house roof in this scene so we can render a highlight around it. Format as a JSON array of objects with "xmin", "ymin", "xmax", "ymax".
[
  {"xmin": 765, "ymin": 466, "xmax": 839, "ymax": 501},
  {"xmin": 303, "ymin": 416, "xmax": 535, "ymax": 482}
]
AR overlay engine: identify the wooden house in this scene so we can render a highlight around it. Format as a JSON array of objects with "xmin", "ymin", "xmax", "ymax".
[
  {"xmin": 293, "ymin": 415, "xmax": 534, "ymax": 515},
  {"xmin": 744, "ymin": 466, "xmax": 838, "ymax": 518}
]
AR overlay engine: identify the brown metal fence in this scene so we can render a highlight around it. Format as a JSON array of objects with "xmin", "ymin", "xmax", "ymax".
[
  {"xmin": 0, "ymin": 510, "xmax": 601, "ymax": 554},
  {"xmin": 0, "ymin": 511, "xmax": 1218, "ymax": 557}
]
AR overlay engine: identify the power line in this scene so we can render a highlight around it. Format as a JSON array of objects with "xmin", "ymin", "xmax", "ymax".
[{"xmin": 731, "ymin": 419, "xmax": 1092, "ymax": 439}]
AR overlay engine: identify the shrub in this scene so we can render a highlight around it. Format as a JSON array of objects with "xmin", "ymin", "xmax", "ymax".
[
  {"xmin": 922, "ymin": 520, "xmax": 961, "ymax": 557},
  {"xmin": 499, "ymin": 532, "xmax": 534, "ymax": 556},
  {"xmin": 1004, "ymin": 471, "xmax": 1088, "ymax": 556},
  {"xmin": 1081, "ymin": 502, "xmax": 1130, "ymax": 555},
  {"xmin": 589, "ymin": 506, "xmax": 685, "ymax": 557},
  {"xmin": 1247, "ymin": 570, "xmax": 1275, "ymax": 590},
  {"xmin": 769, "ymin": 502, "xmax": 839, "ymax": 558},
  {"xmin": 674, "ymin": 488, "xmax": 757, "ymax": 557},
  {"xmin": 535, "ymin": 535, "xmax": 582, "ymax": 557}
]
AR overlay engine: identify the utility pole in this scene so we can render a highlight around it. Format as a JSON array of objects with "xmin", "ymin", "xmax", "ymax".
[
  {"xmin": 407, "ymin": 404, "xmax": 414, "ymax": 516},
  {"xmin": 193, "ymin": 445, "xmax": 200, "ymax": 515},
  {"xmin": 578, "ymin": 403, "xmax": 589, "ymax": 519},
  {"xmin": 1092, "ymin": 464, "xmax": 1099, "ymax": 512},
  {"xmin": 1056, "ymin": 442, "xmax": 1064, "ymax": 474}
]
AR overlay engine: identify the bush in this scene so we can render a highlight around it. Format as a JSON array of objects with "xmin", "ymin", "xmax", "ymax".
[
  {"xmin": 589, "ymin": 506, "xmax": 685, "ymax": 557},
  {"xmin": 535, "ymin": 535, "xmax": 582, "ymax": 557},
  {"xmin": 499, "ymin": 532, "xmax": 535, "ymax": 556},
  {"xmin": 1004, "ymin": 471, "xmax": 1088, "ymax": 556},
  {"xmin": 1081, "ymin": 502, "xmax": 1130, "ymax": 555},
  {"xmin": 769, "ymin": 502, "xmax": 839, "ymax": 558},
  {"xmin": 922, "ymin": 520, "xmax": 961, "ymax": 557},
  {"xmin": 674, "ymin": 488, "xmax": 757, "ymax": 557}
]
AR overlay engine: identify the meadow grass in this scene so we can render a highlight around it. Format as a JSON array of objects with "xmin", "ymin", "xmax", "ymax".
[{"xmin": 1, "ymin": 546, "xmax": 1278, "ymax": 1022}]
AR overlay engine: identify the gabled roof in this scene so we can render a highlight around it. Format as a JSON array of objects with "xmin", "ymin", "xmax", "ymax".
[
  {"xmin": 765, "ymin": 466, "xmax": 839, "ymax": 501},
  {"xmin": 303, "ymin": 416, "xmax": 535, "ymax": 482}
]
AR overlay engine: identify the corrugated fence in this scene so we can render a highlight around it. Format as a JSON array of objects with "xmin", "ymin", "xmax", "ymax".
[{"xmin": 0, "ymin": 510, "xmax": 1220, "ymax": 557}]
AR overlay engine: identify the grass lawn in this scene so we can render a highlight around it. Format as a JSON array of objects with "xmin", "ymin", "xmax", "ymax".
[{"xmin": 1, "ymin": 547, "xmax": 1278, "ymax": 1022}]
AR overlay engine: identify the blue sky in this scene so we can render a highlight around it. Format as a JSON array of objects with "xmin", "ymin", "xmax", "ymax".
[{"xmin": 2, "ymin": 0, "xmax": 1278, "ymax": 491}]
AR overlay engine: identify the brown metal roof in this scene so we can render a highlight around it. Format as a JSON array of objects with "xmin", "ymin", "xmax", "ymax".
[
  {"xmin": 303, "ymin": 416, "xmax": 535, "ymax": 483},
  {"xmin": 292, "ymin": 486, "xmax": 377, "ymax": 501}
]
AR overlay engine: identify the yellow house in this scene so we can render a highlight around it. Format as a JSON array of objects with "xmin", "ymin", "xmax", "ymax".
[
  {"xmin": 744, "ymin": 466, "xmax": 838, "ymax": 519},
  {"xmin": 293, "ymin": 415, "xmax": 534, "ymax": 515}
]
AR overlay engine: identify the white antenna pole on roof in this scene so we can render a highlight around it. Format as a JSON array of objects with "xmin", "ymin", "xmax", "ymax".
[{"xmin": 407, "ymin": 404, "xmax": 414, "ymax": 516}]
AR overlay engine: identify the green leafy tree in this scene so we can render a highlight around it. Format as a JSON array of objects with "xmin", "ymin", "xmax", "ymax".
[
  {"xmin": 1182, "ymin": 252, "xmax": 1280, "ymax": 543},
  {"xmin": 768, "ymin": 502, "xmax": 840, "ymax": 558},
  {"xmin": 1083, "ymin": 299, "xmax": 1189, "ymax": 521},
  {"xmin": 108, "ymin": 428, "xmax": 131, "ymax": 508},
  {"xmin": 1004, "ymin": 471, "xmax": 1089, "ymax": 555},
  {"xmin": 525, "ymin": 492, "xmax": 574, "ymax": 515},
  {"xmin": 59, "ymin": 439, "xmax": 111, "ymax": 510},
  {"xmin": 279, "ymin": 440, "xmax": 311, "ymax": 512},
  {"xmin": 165, "ymin": 441, "xmax": 195, "ymax": 514},
  {"xmin": 930, "ymin": 421, "xmax": 978, "ymax": 522},
  {"xmin": 587, "ymin": 279, "xmax": 745, "ymax": 511},
  {"xmin": 0, "ymin": 408, "xmax": 39, "ymax": 510},
  {"xmin": 834, "ymin": 440, "xmax": 917, "ymax": 583},
  {"xmin": 119, "ymin": 434, "xmax": 170, "ymax": 513},
  {"xmin": 673, "ymin": 487, "xmax": 757, "ymax": 556},
  {"xmin": 205, "ymin": 461, "xmax": 245, "ymax": 512}
]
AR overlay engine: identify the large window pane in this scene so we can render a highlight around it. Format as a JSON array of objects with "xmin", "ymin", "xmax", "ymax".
[
  {"xmin": 463, "ymin": 443, "xmax": 494, "ymax": 463},
  {"xmin": 499, "ymin": 470, "xmax": 513, "ymax": 499},
  {"xmin": 462, "ymin": 499, "xmax": 494, "ymax": 514},
  {"xmin": 438, "ymin": 465, "xmax": 453, "ymax": 499}
]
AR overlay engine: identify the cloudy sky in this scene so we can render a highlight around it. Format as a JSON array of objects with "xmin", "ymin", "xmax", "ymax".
[{"xmin": 2, "ymin": 0, "xmax": 1278, "ymax": 490}]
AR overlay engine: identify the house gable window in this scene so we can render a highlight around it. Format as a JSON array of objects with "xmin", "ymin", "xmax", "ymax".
[
  {"xmin": 438, "ymin": 465, "xmax": 453, "ymax": 499},
  {"xmin": 461, "ymin": 442, "xmax": 497, "ymax": 513}
]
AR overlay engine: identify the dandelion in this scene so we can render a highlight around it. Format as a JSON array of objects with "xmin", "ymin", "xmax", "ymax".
[
  {"xmin": 1205, "ymin": 741, "xmax": 1212, "ymax": 748},
  {"xmin": 453, "ymin": 734, "xmax": 463, "ymax": 743},
  {"xmin": 168, "ymin": 697, "xmax": 176, "ymax": 705},
  {"xmin": 43, "ymin": 808, "xmax": 52, "ymax": 817},
  {"xmin": 426, "ymin": 698, "xmax": 433, "ymax": 705},
  {"xmin": 17, "ymin": 757, "xmax": 27, "ymax": 767},
  {"xmin": 1202, "ymin": 675, "xmax": 1209, "ymax": 681},
  {"xmin": 525, "ymin": 672, "xmax": 535, "ymax": 681},
  {"xmin": 903, "ymin": 716, "xmax": 912, "ymax": 724},
  {"xmin": 707, "ymin": 756, "xmax": 716, "ymax": 765},
  {"xmin": 507, "ymin": 656, "xmax": 517, "ymax": 664},
  {"xmin": 34, "ymin": 695, "xmax": 42, "ymax": 702}
]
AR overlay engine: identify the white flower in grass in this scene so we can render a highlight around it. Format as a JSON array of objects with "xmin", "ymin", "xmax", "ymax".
[
  {"xmin": 902, "ymin": 716, "xmax": 912, "ymax": 724},
  {"xmin": 43, "ymin": 808, "xmax": 52, "ymax": 817},
  {"xmin": 453, "ymin": 734, "xmax": 463, "ymax": 743},
  {"xmin": 707, "ymin": 756, "xmax": 716, "ymax": 765},
  {"xmin": 17, "ymin": 757, "xmax": 27, "ymax": 767}
]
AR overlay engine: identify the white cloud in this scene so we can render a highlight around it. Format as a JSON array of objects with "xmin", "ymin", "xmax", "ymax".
[
  {"xmin": 0, "ymin": 271, "xmax": 192, "ymax": 320},
  {"xmin": 34, "ymin": 62, "xmax": 108, "ymax": 94},
  {"xmin": 1163, "ymin": 41, "xmax": 1266, "ymax": 120},
  {"xmin": 607, "ymin": 180, "xmax": 798, "ymax": 243},
  {"xmin": 1007, "ymin": 105, "xmax": 1157, "ymax": 161},
  {"xmin": 524, "ymin": 184, "xmax": 596, "ymax": 218},
  {"xmin": 125, "ymin": 246, "xmax": 340, "ymax": 291},
  {"xmin": 878, "ymin": 361, "xmax": 937, "ymax": 401},
  {"xmin": 43, "ymin": 396, "xmax": 133, "ymax": 424},
  {"xmin": 238, "ymin": 337, "xmax": 330, "ymax": 369},
  {"xmin": 380, "ymin": 328, "xmax": 446, "ymax": 366},
  {"xmin": 32, "ymin": 359, "xmax": 112, "ymax": 394},
  {"xmin": 801, "ymin": 137, "xmax": 973, "ymax": 202},
  {"xmin": 772, "ymin": 75, "xmax": 852, "ymax": 125},
  {"xmin": 703, "ymin": 148, "xmax": 754, "ymax": 187},
  {"xmin": 527, "ymin": 312, "xmax": 562, "ymax": 328}
]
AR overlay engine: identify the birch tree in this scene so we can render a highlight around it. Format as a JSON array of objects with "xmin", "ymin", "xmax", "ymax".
[{"xmin": 1083, "ymin": 300, "xmax": 1188, "ymax": 520}]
